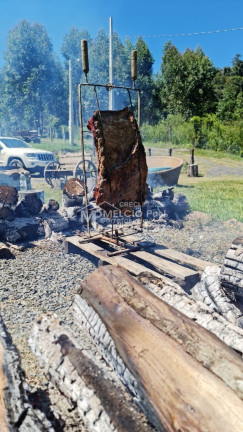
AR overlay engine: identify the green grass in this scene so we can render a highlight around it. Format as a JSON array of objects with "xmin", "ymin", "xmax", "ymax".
[
  {"xmin": 173, "ymin": 176, "xmax": 243, "ymax": 222},
  {"xmin": 31, "ymin": 136, "xmax": 93, "ymax": 155},
  {"xmin": 31, "ymin": 139, "xmax": 243, "ymax": 223}
]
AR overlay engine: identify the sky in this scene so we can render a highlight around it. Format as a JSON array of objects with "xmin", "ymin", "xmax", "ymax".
[{"xmin": 0, "ymin": 0, "xmax": 242, "ymax": 73}]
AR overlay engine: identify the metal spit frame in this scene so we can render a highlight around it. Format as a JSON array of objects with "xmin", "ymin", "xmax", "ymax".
[{"xmin": 78, "ymin": 39, "xmax": 143, "ymax": 239}]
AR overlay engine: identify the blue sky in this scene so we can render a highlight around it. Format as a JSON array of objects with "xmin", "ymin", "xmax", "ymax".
[{"xmin": 0, "ymin": 0, "xmax": 242, "ymax": 73}]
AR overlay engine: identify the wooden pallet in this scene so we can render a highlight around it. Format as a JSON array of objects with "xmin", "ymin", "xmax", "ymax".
[{"xmin": 64, "ymin": 232, "xmax": 213, "ymax": 288}]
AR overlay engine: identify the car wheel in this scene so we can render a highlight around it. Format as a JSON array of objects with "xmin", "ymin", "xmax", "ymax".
[
  {"xmin": 8, "ymin": 158, "xmax": 25, "ymax": 169},
  {"xmin": 33, "ymin": 137, "xmax": 41, "ymax": 144}
]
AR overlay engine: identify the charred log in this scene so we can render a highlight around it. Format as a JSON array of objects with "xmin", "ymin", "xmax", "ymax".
[
  {"xmin": 138, "ymin": 273, "xmax": 243, "ymax": 354},
  {"xmin": 0, "ymin": 207, "xmax": 15, "ymax": 222},
  {"xmin": 220, "ymin": 237, "xmax": 243, "ymax": 299},
  {"xmin": 74, "ymin": 265, "xmax": 243, "ymax": 432},
  {"xmin": 192, "ymin": 266, "xmax": 243, "ymax": 327},
  {"xmin": 30, "ymin": 313, "xmax": 154, "ymax": 432},
  {"xmin": 0, "ymin": 316, "xmax": 54, "ymax": 431},
  {"xmin": 0, "ymin": 186, "xmax": 18, "ymax": 210},
  {"xmin": 15, "ymin": 193, "xmax": 43, "ymax": 217},
  {"xmin": 62, "ymin": 178, "xmax": 85, "ymax": 208}
]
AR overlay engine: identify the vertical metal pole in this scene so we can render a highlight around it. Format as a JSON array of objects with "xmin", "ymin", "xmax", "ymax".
[
  {"xmin": 78, "ymin": 84, "xmax": 90, "ymax": 235},
  {"xmin": 138, "ymin": 90, "xmax": 141, "ymax": 129},
  {"xmin": 69, "ymin": 59, "xmax": 74, "ymax": 146},
  {"xmin": 109, "ymin": 17, "xmax": 113, "ymax": 110}
]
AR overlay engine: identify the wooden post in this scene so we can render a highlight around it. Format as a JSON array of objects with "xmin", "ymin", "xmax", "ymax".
[{"xmin": 187, "ymin": 148, "xmax": 198, "ymax": 177}]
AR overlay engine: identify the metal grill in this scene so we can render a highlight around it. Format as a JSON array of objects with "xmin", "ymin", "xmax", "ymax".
[{"xmin": 37, "ymin": 154, "xmax": 54, "ymax": 161}]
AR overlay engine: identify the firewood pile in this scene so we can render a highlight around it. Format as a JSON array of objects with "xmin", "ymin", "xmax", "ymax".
[{"xmin": 1, "ymin": 237, "xmax": 242, "ymax": 432}]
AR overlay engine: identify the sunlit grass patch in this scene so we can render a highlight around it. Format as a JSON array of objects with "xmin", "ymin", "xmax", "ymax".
[{"xmin": 174, "ymin": 178, "xmax": 243, "ymax": 222}]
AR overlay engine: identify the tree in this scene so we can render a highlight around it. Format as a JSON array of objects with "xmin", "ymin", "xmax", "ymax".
[
  {"xmin": 217, "ymin": 76, "xmax": 243, "ymax": 120},
  {"xmin": 232, "ymin": 54, "xmax": 243, "ymax": 77},
  {"xmin": 0, "ymin": 20, "xmax": 66, "ymax": 133},
  {"xmin": 134, "ymin": 37, "xmax": 158, "ymax": 123},
  {"xmin": 159, "ymin": 42, "xmax": 217, "ymax": 119},
  {"xmin": 61, "ymin": 27, "xmax": 92, "ymax": 125}
]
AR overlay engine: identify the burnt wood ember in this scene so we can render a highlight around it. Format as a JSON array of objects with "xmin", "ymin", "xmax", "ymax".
[
  {"xmin": 87, "ymin": 107, "xmax": 148, "ymax": 214},
  {"xmin": 75, "ymin": 265, "xmax": 243, "ymax": 432}
]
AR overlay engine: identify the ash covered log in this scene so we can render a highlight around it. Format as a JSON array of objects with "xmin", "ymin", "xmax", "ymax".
[
  {"xmin": 87, "ymin": 107, "xmax": 148, "ymax": 214},
  {"xmin": 74, "ymin": 265, "xmax": 243, "ymax": 432},
  {"xmin": 62, "ymin": 178, "xmax": 85, "ymax": 208},
  {"xmin": 0, "ymin": 316, "xmax": 54, "ymax": 431},
  {"xmin": 15, "ymin": 193, "xmax": 43, "ymax": 217},
  {"xmin": 192, "ymin": 266, "xmax": 243, "ymax": 327},
  {"xmin": 138, "ymin": 273, "xmax": 243, "ymax": 354},
  {"xmin": 30, "ymin": 313, "xmax": 154, "ymax": 432},
  {"xmin": 220, "ymin": 237, "xmax": 243, "ymax": 299}
]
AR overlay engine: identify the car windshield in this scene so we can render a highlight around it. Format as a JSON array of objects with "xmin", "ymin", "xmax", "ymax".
[{"xmin": 0, "ymin": 138, "xmax": 32, "ymax": 148}]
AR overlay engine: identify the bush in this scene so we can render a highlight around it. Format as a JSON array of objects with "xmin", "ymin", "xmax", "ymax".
[{"xmin": 141, "ymin": 113, "xmax": 242, "ymax": 155}]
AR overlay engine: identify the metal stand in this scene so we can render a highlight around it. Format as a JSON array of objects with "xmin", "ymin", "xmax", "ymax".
[{"xmin": 78, "ymin": 82, "xmax": 144, "ymax": 238}]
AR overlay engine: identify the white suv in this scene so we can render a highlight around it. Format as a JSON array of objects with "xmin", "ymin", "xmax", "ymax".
[{"xmin": 0, "ymin": 137, "xmax": 56, "ymax": 176}]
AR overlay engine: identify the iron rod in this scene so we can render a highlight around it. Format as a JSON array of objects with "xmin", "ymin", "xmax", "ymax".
[
  {"xmin": 78, "ymin": 84, "xmax": 90, "ymax": 236},
  {"xmin": 109, "ymin": 17, "xmax": 114, "ymax": 110},
  {"xmin": 79, "ymin": 82, "xmax": 140, "ymax": 92}
]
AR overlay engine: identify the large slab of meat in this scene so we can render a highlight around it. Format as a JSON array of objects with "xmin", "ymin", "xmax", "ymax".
[{"xmin": 87, "ymin": 107, "xmax": 148, "ymax": 214}]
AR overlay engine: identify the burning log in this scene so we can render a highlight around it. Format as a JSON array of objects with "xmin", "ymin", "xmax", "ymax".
[
  {"xmin": 62, "ymin": 178, "xmax": 85, "ymax": 208},
  {"xmin": 30, "ymin": 313, "xmax": 153, "ymax": 432},
  {"xmin": 15, "ymin": 193, "xmax": 43, "ymax": 217},
  {"xmin": 0, "ymin": 316, "xmax": 54, "ymax": 431},
  {"xmin": 220, "ymin": 237, "xmax": 243, "ymax": 299},
  {"xmin": 74, "ymin": 265, "xmax": 243, "ymax": 432}
]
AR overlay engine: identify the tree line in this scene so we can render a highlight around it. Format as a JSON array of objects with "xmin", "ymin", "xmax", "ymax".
[{"xmin": 0, "ymin": 19, "xmax": 242, "ymax": 153}]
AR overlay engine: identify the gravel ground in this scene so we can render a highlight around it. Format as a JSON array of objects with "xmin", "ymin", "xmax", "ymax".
[{"xmin": 0, "ymin": 212, "xmax": 242, "ymax": 430}]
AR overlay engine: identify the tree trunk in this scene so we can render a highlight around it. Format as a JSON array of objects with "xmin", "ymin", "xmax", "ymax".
[
  {"xmin": 30, "ymin": 313, "xmax": 154, "ymax": 432},
  {"xmin": 0, "ymin": 316, "xmax": 54, "ymax": 431},
  {"xmin": 74, "ymin": 265, "xmax": 243, "ymax": 432}
]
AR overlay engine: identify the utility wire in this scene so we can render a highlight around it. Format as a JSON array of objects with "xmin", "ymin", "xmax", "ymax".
[{"xmin": 124, "ymin": 27, "xmax": 243, "ymax": 39}]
